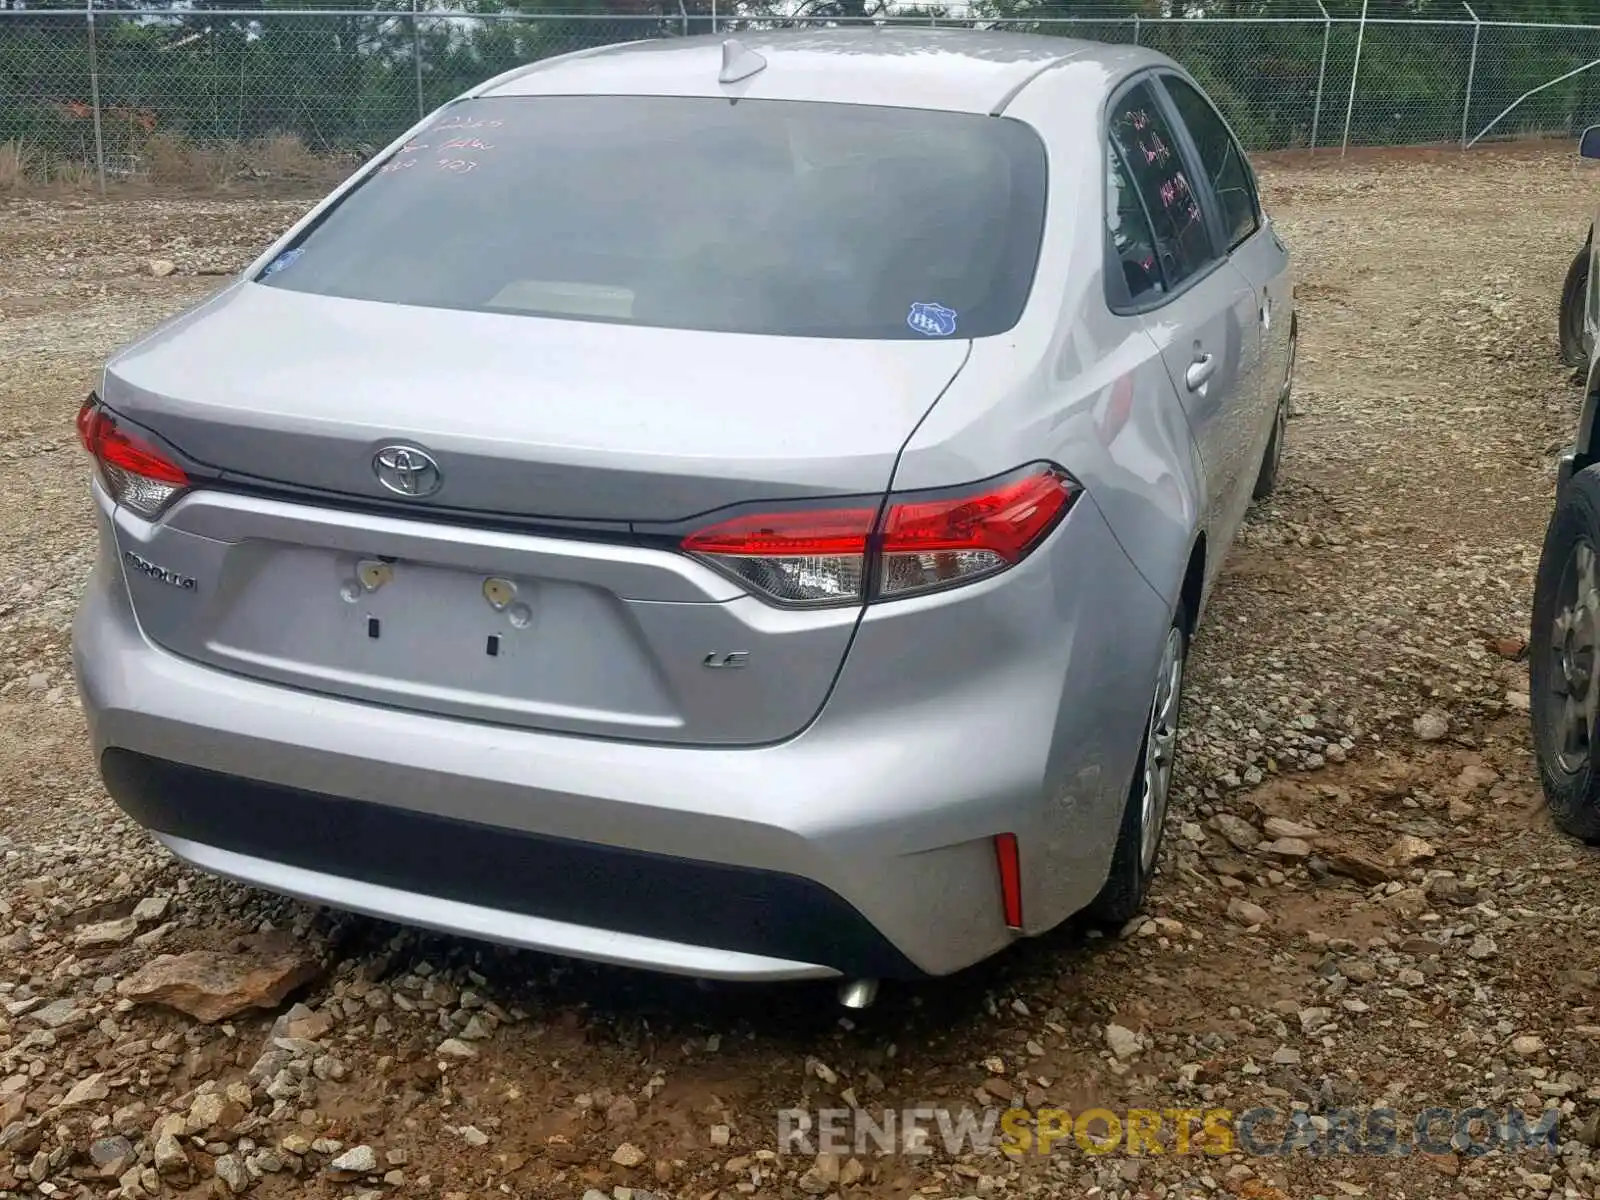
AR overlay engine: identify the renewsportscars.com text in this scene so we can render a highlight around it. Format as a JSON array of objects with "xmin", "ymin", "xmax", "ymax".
[{"xmin": 776, "ymin": 1105, "xmax": 1560, "ymax": 1159}]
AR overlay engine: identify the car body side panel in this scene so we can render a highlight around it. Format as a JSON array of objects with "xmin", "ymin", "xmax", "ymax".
[
  {"xmin": 903, "ymin": 57, "xmax": 1205, "ymax": 611},
  {"xmin": 905, "ymin": 327, "xmax": 1202, "ymax": 613},
  {"xmin": 1227, "ymin": 226, "xmax": 1292, "ymax": 501},
  {"xmin": 890, "ymin": 58, "xmax": 1205, "ymax": 929},
  {"xmin": 1145, "ymin": 66, "xmax": 1280, "ymax": 551},
  {"xmin": 1244, "ymin": 225, "xmax": 1294, "ymax": 398},
  {"xmin": 1142, "ymin": 264, "xmax": 1257, "ymax": 574},
  {"xmin": 1134, "ymin": 67, "xmax": 1301, "ymax": 591},
  {"xmin": 817, "ymin": 493, "xmax": 1170, "ymax": 933}
]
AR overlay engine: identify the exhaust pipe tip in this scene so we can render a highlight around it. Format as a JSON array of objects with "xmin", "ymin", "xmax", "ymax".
[{"xmin": 837, "ymin": 979, "xmax": 879, "ymax": 1010}]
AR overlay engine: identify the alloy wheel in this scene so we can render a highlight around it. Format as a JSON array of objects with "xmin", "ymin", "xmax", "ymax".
[
  {"xmin": 1550, "ymin": 540, "xmax": 1600, "ymax": 775},
  {"xmin": 1140, "ymin": 625, "xmax": 1185, "ymax": 873}
]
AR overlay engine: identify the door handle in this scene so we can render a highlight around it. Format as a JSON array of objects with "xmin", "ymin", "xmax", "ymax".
[{"xmin": 1185, "ymin": 353, "xmax": 1217, "ymax": 392}]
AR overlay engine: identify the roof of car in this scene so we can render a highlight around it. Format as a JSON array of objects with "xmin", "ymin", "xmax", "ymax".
[{"xmin": 475, "ymin": 27, "xmax": 1159, "ymax": 115}]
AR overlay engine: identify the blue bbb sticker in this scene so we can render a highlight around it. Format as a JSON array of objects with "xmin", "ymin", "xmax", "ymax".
[
  {"xmin": 261, "ymin": 248, "xmax": 304, "ymax": 278},
  {"xmin": 907, "ymin": 301, "xmax": 957, "ymax": 337}
]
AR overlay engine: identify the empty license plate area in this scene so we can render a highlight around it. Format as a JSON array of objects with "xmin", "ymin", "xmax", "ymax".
[
  {"xmin": 336, "ymin": 556, "xmax": 534, "ymax": 662},
  {"xmin": 202, "ymin": 545, "xmax": 680, "ymax": 728}
]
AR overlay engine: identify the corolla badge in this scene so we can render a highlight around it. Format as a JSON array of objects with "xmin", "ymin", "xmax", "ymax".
[
  {"xmin": 123, "ymin": 550, "xmax": 196, "ymax": 591},
  {"xmin": 372, "ymin": 445, "xmax": 442, "ymax": 498},
  {"xmin": 907, "ymin": 301, "xmax": 958, "ymax": 338}
]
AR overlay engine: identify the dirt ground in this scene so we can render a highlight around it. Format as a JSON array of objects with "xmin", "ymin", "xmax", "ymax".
[{"xmin": 1, "ymin": 145, "xmax": 1598, "ymax": 1200}]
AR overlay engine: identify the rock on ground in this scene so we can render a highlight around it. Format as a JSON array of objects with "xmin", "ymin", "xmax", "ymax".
[
  {"xmin": 1227, "ymin": 897, "xmax": 1270, "ymax": 926},
  {"xmin": 117, "ymin": 934, "xmax": 323, "ymax": 1022},
  {"xmin": 329, "ymin": 1145, "xmax": 379, "ymax": 1174},
  {"xmin": 1104, "ymin": 1024, "xmax": 1142, "ymax": 1059}
]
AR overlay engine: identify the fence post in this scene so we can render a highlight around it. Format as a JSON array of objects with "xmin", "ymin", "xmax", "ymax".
[
  {"xmin": 1311, "ymin": 0, "xmax": 1330, "ymax": 151},
  {"xmin": 1459, "ymin": 1, "xmax": 1480, "ymax": 148},
  {"xmin": 1132, "ymin": 14, "xmax": 1140, "ymax": 45},
  {"xmin": 86, "ymin": 0, "xmax": 107, "ymax": 195},
  {"xmin": 1340, "ymin": 0, "xmax": 1369, "ymax": 156},
  {"xmin": 412, "ymin": 0, "xmax": 424, "ymax": 121}
]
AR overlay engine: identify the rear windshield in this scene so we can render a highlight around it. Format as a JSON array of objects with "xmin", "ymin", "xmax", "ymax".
[{"xmin": 257, "ymin": 95, "xmax": 1048, "ymax": 340}]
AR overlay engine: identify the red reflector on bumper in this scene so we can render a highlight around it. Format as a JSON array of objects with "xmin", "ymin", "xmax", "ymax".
[{"xmin": 994, "ymin": 832, "xmax": 1023, "ymax": 931}]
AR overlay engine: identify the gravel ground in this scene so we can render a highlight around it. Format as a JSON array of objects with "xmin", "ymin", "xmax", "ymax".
[{"xmin": 1, "ymin": 146, "xmax": 1598, "ymax": 1200}]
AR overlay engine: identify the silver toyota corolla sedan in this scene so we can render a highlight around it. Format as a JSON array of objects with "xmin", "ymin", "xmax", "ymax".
[{"xmin": 72, "ymin": 28, "xmax": 1295, "ymax": 1000}]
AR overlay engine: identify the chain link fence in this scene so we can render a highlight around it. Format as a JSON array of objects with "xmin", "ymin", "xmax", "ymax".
[{"xmin": 4, "ymin": 3, "xmax": 1600, "ymax": 188}]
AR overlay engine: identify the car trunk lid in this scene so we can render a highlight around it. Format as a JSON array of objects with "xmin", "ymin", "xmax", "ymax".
[
  {"xmin": 99, "ymin": 284, "xmax": 970, "ymax": 745},
  {"xmin": 105, "ymin": 283, "xmax": 967, "ymax": 523}
]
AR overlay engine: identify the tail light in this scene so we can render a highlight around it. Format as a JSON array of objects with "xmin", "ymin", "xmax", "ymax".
[
  {"xmin": 681, "ymin": 463, "xmax": 1078, "ymax": 606},
  {"xmin": 76, "ymin": 394, "xmax": 189, "ymax": 519}
]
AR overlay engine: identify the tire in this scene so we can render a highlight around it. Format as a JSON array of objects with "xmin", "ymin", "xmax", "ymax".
[
  {"xmin": 1089, "ymin": 605, "xmax": 1189, "ymax": 925},
  {"xmin": 1252, "ymin": 327, "xmax": 1296, "ymax": 502},
  {"xmin": 1531, "ymin": 464, "xmax": 1600, "ymax": 841},
  {"xmin": 1560, "ymin": 241, "xmax": 1590, "ymax": 371}
]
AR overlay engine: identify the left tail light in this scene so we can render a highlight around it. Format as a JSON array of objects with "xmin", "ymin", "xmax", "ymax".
[
  {"xmin": 681, "ymin": 463, "xmax": 1079, "ymax": 607},
  {"xmin": 76, "ymin": 393, "xmax": 189, "ymax": 519}
]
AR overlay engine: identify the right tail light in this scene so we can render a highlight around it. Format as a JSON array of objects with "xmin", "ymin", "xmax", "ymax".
[{"xmin": 681, "ymin": 463, "xmax": 1079, "ymax": 607}]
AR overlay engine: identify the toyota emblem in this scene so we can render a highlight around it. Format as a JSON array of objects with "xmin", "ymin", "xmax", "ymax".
[{"xmin": 372, "ymin": 445, "xmax": 442, "ymax": 498}]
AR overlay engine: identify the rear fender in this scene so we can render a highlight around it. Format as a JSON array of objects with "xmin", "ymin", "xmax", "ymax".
[
  {"xmin": 1567, "ymin": 390, "xmax": 1600, "ymax": 492},
  {"xmin": 1560, "ymin": 229, "xmax": 1600, "ymax": 491}
]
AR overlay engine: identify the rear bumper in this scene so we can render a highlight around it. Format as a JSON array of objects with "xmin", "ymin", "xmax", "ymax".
[
  {"xmin": 164, "ymin": 836, "xmax": 845, "ymax": 981},
  {"xmin": 73, "ymin": 565, "xmax": 1034, "ymax": 981},
  {"xmin": 102, "ymin": 749, "xmax": 907, "ymax": 980},
  {"xmin": 73, "ymin": 491, "xmax": 1166, "ymax": 981}
]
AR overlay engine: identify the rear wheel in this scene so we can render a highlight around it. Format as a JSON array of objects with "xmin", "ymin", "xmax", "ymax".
[
  {"xmin": 1089, "ymin": 608, "xmax": 1188, "ymax": 925},
  {"xmin": 1560, "ymin": 241, "xmax": 1590, "ymax": 370},
  {"xmin": 1532, "ymin": 466, "xmax": 1600, "ymax": 841}
]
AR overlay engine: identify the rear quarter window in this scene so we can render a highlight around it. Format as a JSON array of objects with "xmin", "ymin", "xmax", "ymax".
[{"xmin": 1107, "ymin": 82, "xmax": 1215, "ymax": 292}]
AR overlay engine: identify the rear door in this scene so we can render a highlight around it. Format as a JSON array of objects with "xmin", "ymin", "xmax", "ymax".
[
  {"xmin": 1158, "ymin": 71, "xmax": 1288, "ymax": 476},
  {"xmin": 1108, "ymin": 79, "xmax": 1259, "ymax": 552}
]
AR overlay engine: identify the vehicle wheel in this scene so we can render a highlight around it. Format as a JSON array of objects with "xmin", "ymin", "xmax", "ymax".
[
  {"xmin": 1252, "ymin": 328, "xmax": 1296, "ymax": 501},
  {"xmin": 1560, "ymin": 242, "xmax": 1590, "ymax": 370},
  {"xmin": 1089, "ymin": 607, "xmax": 1188, "ymax": 925},
  {"xmin": 1531, "ymin": 464, "xmax": 1600, "ymax": 842}
]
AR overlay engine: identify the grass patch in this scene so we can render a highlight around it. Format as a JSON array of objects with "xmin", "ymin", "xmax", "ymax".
[{"xmin": 0, "ymin": 140, "xmax": 38, "ymax": 190}]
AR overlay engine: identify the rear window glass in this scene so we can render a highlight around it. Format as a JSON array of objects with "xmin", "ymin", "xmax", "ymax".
[{"xmin": 257, "ymin": 95, "xmax": 1048, "ymax": 341}]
